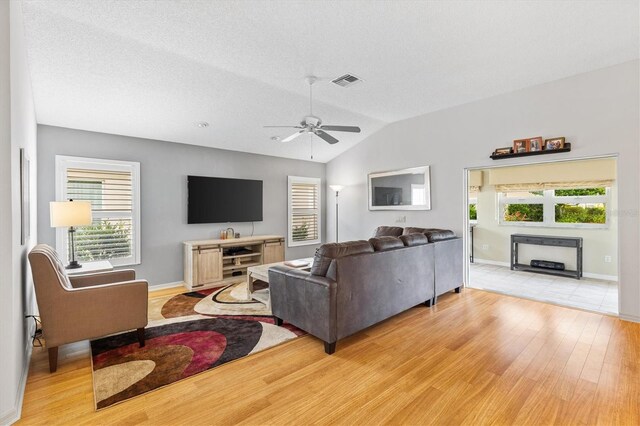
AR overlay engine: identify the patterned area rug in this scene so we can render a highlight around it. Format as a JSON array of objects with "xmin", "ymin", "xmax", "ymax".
[{"xmin": 90, "ymin": 281, "xmax": 303, "ymax": 410}]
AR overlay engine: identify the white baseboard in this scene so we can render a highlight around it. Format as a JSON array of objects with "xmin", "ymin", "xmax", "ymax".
[
  {"xmin": 582, "ymin": 272, "xmax": 618, "ymax": 282},
  {"xmin": 0, "ymin": 322, "xmax": 35, "ymax": 426},
  {"xmin": 149, "ymin": 281, "xmax": 184, "ymax": 292},
  {"xmin": 472, "ymin": 259, "xmax": 510, "ymax": 267},
  {"xmin": 619, "ymin": 313, "xmax": 640, "ymax": 323},
  {"xmin": 472, "ymin": 259, "xmax": 618, "ymax": 282}
]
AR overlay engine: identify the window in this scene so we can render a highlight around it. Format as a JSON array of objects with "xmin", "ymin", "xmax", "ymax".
[
  {"xmin": 56, "ymin": 156, "xmax": 141, "ymax": 266},
  {"xmin": 498, "ymin": 187, "xmax": 608, "ymax": 228},
  {"xmin": 288, "ymin": 176, "xmax": 321, "ymax": 247},
  {"xmin": 468, "ymin": 189, "xmax": 478, "ymax": 223},
  {"xmin": 411, "ymin": 184, "xmax": 426, "ymax": 206}
]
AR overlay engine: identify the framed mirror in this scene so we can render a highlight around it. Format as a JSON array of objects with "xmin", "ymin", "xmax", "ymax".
[{"xmin": 368, "ymin": 166, "xmax": 431, "ymax": 210}]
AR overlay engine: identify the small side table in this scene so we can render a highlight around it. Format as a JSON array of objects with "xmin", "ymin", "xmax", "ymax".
[{"xmin": 66, "ymin": 260, "xmax": 114, "ymax": 276}]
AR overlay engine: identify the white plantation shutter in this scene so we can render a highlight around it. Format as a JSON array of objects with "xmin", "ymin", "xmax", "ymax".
[
  {"xmin": 288, "ymin": 176, "xmax": 321, "ymax": 247},
  {"xmin": 56, "ymin": 156, "xmax": 141, "ymax": 266}
]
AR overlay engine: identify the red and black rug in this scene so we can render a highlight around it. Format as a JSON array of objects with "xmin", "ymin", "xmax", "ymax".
[{"xmin": 90, "ymin": 282, "xmax": 303, "ymax": 409}]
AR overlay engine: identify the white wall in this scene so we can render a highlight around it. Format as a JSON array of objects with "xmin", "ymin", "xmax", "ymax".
[
  {"xmin": 326, "ymin": 61, "xmax": 640, "ymax": 321},
  {"xmin": 0, "ymin": 1, "xmax": 38, "ymax": 424}
]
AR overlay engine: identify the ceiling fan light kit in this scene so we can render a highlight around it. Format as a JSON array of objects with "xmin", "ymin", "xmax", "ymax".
[{"xmin": 265, "ymin": 75, "xmax": 361, "ymax": 145}]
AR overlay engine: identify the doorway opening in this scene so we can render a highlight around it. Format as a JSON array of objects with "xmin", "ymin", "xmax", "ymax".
[{"xmin": 465, "ymin": 157, "xmax": 618, "ymax": 315}]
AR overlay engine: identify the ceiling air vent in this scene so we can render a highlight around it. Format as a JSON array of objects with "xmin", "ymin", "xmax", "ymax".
[{"xmin": 331, "ymin": 74, "xmax": 362, "ymax": 88}]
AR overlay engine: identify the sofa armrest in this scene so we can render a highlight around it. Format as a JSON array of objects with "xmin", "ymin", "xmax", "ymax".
[
  {"xmin": 434, "ymin": 238, "xmax": 464, "ymax": 298},
  {"xmin": 69, "ymin": 269, "xmax": 136, "ymax": 288},
  {"xmin": 305, "ymin": 274, "xmax": 336, "ymax": 289},
  {"xmin": 46, "ymin": 280, "xmax": 148, "ymax": 347},
  {"xmin": 285, "ymin": 269, "xmax": 335, "ymax": 289},
  {"xmin": 268, "ymin": 267, "xmax": 337, "ymax": 344}
]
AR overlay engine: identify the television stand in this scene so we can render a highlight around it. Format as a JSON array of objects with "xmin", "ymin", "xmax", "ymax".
[{"xmin": 183, "ymin": 235, "xmax": 285, "ymax": 290}]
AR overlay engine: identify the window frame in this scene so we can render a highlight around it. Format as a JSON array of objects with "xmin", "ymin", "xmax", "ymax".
[
  {"xmin": 287, "ymin": 176, "xmax": 322, "ymax": 247},
  {"xmin": 498, "ymin": 188, "xmax": 609, "ymax": 229},
  {"xmin": 55, "ymin": 155, "xmax": 141, "ymax": 266}
]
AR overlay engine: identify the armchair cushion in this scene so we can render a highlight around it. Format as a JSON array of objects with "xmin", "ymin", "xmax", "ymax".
[
  {"xmin": 32, "ymin": 244, "xmax": 73, "ymax": 289},
  {"xmin": 70, "ymin": 269, "xmax": 137, "ymax": 288}
]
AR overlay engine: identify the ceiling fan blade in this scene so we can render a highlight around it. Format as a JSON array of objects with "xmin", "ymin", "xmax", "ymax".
[
  {"xmin": 281, "ymin": 129, "xmax": 307, "ymax": 142},
  {"xmin": 263, "ymin": 125, "xmax": 304, "ymax": 128},
  {"xmin": 315, "ymin": 130, "xmax": 339, "ymax": 145},
  {"xmin": 319, "ymin": 125, "xmax": 361, "ymax": 133}
]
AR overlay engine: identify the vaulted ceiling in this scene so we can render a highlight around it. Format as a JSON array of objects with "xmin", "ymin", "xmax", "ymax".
[{"xmin": 22, "ymin": 0, "xmax": 639, "ymax": 162}]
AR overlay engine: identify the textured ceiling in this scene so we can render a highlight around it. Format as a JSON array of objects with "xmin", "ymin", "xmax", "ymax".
[{"xmin": 21, "ymin": 0, "xmax": 639, "ymax": 162}]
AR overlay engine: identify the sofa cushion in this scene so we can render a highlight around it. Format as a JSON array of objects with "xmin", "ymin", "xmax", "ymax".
[
  {"xmin": 311, "ymin": 240, "xmax": 374, "ymax": 276},
  {"xmin": 402, "ymin": 227, "xmax": 437, "ymax": 235},
  {"xmin": 402, "ymin": 227, "xmax": 456, "ymax": 242},
  {"xmin": 399, "ymin": 233, "xmax": 429, "ymax": 247},
  {"xmin": 368, "ymin": 236, "xmax": 405, "ymax": 251},
  {"xmin": 427, "ymin": 230, "xmax": 456, "ymax": 242},
  {"xmin": 372, "ymin": 226, "xmax": 404, "ymax": 237}
]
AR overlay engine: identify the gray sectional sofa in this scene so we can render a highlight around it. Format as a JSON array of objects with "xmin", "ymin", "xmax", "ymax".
[{"xmin": 268, "ymin": 226, "xmax": 463, "ymax": 354}]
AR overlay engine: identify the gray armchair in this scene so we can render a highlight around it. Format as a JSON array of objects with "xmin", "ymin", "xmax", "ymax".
[{"xmin": 28, "ymin": 244, "xmax": 148, "ymax": 372}]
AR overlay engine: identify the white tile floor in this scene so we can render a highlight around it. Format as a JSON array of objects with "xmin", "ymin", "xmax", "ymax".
[{"xmin": 469, "ymin": 263, "xmax": 618, "ymax": 315}]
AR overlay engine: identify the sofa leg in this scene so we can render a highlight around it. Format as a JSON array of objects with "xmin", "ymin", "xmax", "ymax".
[
  {"xmin": 48, "ymin": 347, "xmax": 58, "ymax": 373},
  {"xmin": 274, "ymin": 316, "xmax": 283, "ymax": 326},
  {"xmin": 455, "ymin": 286, "xmax": 462, "ymax": 294},
  {"xmin": 432, "ymin": 295, "xmax": 438, "ymax": 306},
  {"xmin": 425, "ymin": 298, "xmax": 433, "ymax": 307},
  {"xmin": 137, "ymin": 328, "xmax": 146, "ymax": 347},
  {"xmin": 324, "ymin": 341, "xmax": 336, "ymax": 355}
]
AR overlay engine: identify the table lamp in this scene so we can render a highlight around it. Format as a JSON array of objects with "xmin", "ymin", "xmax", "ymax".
[
  {"xmin": 50, "ymin": 200, "xmax": 92, "ymax": 269},
  {"xmin": 329, "ymin": 185, "xmax": 344, "ymax": 242}
]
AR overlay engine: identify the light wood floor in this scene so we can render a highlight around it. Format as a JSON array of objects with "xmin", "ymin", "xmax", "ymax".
[{"xmin": 17, "ymin": 288, "xmax": 640, "ymax": 425}]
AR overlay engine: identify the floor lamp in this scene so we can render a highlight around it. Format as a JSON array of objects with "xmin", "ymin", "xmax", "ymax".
[
  {"xmin": 50, "ymin": 200, "xmax": 92, "ymax": 269},
  {"xmin": 329, "ymin": 185, "xmax": 344, "ymax": 242}
]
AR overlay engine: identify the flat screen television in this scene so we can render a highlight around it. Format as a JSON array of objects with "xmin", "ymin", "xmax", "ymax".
[{"xmin": 188, "ymin": 176, "xmax": 263, "ymax": 224}]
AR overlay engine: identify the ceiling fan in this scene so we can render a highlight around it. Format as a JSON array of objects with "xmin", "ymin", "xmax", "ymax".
[{"xmin": 264, "ymin": 76, "xmax": 361, "ymax": 145}]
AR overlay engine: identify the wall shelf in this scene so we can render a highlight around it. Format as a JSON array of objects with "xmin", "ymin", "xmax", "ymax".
[{"xmin": 490, "ymin": 143, "xmax": 571, "ymax": 160}]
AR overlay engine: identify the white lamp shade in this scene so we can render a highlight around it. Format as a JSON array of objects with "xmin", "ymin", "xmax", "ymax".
[
  {"xmin": 50, "ymin": 201, "xmax": 93, "ymax": 227},
  {"xmin": 329, "ymin": 184, "xmax": 344, "ymax": 192}
]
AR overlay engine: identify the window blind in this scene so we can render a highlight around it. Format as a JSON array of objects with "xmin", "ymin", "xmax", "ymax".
[
  {"xmin": 65, "ymin": 167, "xmax": 134, "ymax": 262},
  {"xmin": 291, "ymin": 182, "xmax": 319, "ymax": 242},
  {"xmin": 495, "ymin": 180, "xmax": 614, "ymax": 192},
  {"xmin": 288, "ymin": 177, "xmax": 321, "ymax": 246}
]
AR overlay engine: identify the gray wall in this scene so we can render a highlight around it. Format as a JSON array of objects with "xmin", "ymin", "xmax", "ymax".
[
  {"xmin": 326, "ymin": 61, "xmax": 640, "ymax": 321},
  {"xmin": 0, "ymin": 1, "xmax": 39, "ymax": 423},
  {"xmin": 38, "ymin": 125, "xmax": 326, "ymax": 287}
]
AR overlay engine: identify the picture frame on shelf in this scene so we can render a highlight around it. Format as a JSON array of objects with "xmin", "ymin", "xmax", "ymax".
[
  {"xmin": 528, "ymin": 137, "xmax": 543, "ymax": 152},
  {"xmin": 513, "ymin": 139, "xmax": 529, "ymax": 153},
  {"xmin": 493, "ymin": 147, "xmax": 512, "ymax": 156},
  {"xmin": 544, "ymin": 137, "xmax": 565, "ymax": 150}
]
